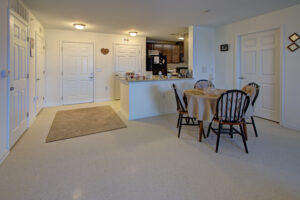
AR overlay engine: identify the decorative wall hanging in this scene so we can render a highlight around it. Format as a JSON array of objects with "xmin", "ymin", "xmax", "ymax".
[
  {"xmin": 287, "ymin": 32, "xmax": 300, "ymax": 52},
  {"xmin": 101, "ymin": 48, "xmax": 109, "ymax": 55},
  {"xmin": 289, "ymin": 33, "xmax": 300, "ymax": 42},
  {"xmin": 220, "ymin": 44, "xmax": 229, "ymax": 52},
  {"xmin": 287, "ymin": 43, "xmax": 299, "ymax": 52}
]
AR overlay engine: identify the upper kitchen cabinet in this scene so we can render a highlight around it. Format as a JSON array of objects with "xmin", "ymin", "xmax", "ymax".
[
  {"xmin": 171, "ymin": 45, "xmax": 180, "ymax": 63},
  {"xmin": 153, "ymin": 43, "xmax": 163, "ymax": 53},
  {"xmin": 162, "ymin": 44, "xmax": 172, "ymax": 63},
  {"xmin": 147, "ymin": 41, "xmax": 184, "ymax": 63}
]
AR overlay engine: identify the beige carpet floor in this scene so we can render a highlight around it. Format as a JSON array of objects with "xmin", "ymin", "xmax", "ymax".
[{"xmin": 46, "ymin": 105, "xmax": 126, "ymax": 142}]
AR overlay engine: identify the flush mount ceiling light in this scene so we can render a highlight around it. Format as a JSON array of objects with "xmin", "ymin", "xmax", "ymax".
[
  {"xmin": 73, "ymin": 24, "xmax": 86, "ymax": 30},
  {"xmin": 129, "ymin": 32, "xmax": 138, "ymax": 37},
  {"xmin": 177, "ymin": 36, "xmax": 184, "ymax": 40}
]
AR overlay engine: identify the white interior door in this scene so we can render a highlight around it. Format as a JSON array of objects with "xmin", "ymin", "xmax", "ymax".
[
  {"xmin": 114, "ymin": 44, "xmax": 141, "ymax": 73},
  {"xmin": 240, "ymin": 29, "xmax": 280, "ymax": 121},
  {"xmin": 62, "ymin": 42, "xmax": 94, "ymax": 105},
  {"xmin": 35, "ymin": 34, "xmax": 45, "ymax": 114},
  {"xmin": 9, "ymin": 14, "xmax": 28, "ymax": 147}
]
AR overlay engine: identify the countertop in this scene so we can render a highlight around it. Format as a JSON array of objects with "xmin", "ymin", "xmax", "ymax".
[{"xmin": 118, "ymin": 77, "xmax": 193, "ymax": 83}]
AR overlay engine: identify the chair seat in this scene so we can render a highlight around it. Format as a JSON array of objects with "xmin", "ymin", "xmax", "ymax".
[
  {"xmin": 178, "ymin": 110, "xmax": 188, "ymax": 115},
  {"xmin": 212, "ymin": 119, "xmax": 243, "ymax": 126}
]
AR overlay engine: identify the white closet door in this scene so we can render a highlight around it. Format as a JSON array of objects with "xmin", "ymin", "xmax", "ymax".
[
  {"xmin": 240, "ymin": 29, "xmax": 280, "ymax": 121},
  {"xmin": 35, "ymin": 34, "xmax": 45, "ymax": 114},
  {"xmin": 62, "ymin": 42, "xmax": 94, "ymax": 105},
  {"xmin": 114, "ymin": 44, "xmax": 141, "ymax": 73},
  {"xmin": 9, "ymin": 14, "xmax": 28, "ymax": 147}
]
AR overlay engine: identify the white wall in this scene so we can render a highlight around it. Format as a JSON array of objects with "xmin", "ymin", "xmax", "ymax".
[
  {"xmin": 45, "ymin": 29, "xmax": 146, "ymax": 106},
  {"xmin": 214, "ymin": 4, "xmax": 300, "ymax": 130},
  {"xmin": 28, "ymin": 12, "xmax": 45, "ymax": 125},
  {"xmin": 190, "ymin": 26, "xmax": 216, "ymax": 81},
  {"xmin": 0, "ymin": 0, "xmax": 9, "ymax": 163}
]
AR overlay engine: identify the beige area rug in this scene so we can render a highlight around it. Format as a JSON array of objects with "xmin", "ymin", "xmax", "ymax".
[{"xmin": 46, "ymin": 106, "xmax": 127, "ymax": 143}]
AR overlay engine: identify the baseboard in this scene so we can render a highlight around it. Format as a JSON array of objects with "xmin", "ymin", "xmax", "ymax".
[
  {"xmin": 119, "ymin": 108, "xmax": 129, "ymax": 120},
  {"xmin": 29, "ymin": 116, "xmax": 36, "ymax": 127},
  {"xmin": 94, "ymin": 98, "xmax": 113, "ymax": 103},
  {"xmin": 44, "ymin": 103, "xmax": 62, "ymax": 108},
  {"xmin": 128, "ymin": 111, "xmax": 177, "ymax": 120},
  {"xmin": 0, "ymin": 149, "xmax": 9, "ymax": 165},
  {"xmin": 281, "ymin": 122, "xmax": 300, "ymax": 132}
]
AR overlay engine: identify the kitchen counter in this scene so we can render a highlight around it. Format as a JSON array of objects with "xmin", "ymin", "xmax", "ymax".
[
  {"xmin": 118, "ymin": 77, "xmax": 193, "ymax": 83},
  {"xmin": 118, "ymin": 77, "xmax": 194, "ymax": 120}
]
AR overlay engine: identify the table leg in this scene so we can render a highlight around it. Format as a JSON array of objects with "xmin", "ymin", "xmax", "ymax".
[{"xmin": 199, "ymin": 121, "xmax": 203, "ymax": 142}]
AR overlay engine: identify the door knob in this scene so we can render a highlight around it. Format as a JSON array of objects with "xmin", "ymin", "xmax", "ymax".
[
  {"xmin": 89, "ymin": 77, "xmax": 94, "ymax": 79},
  {"xmin": 36, "ymin": 78, "xmax": 41, "ymax": 81},
  {"xmin": 239, "ymin": 77, "xmax": 245, "ymax": 80},
  {"xmin": 10, "ymin": 87, "xmax": 14, "ymax": 91}
]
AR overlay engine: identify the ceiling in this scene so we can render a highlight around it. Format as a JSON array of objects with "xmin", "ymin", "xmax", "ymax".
[{"xmin": 23, "ymin": 0, "xmax": 299, "ymax": 41}]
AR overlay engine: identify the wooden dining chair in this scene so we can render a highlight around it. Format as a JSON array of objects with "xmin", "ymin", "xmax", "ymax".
[
  {"xmin": 246, "ymin": 82, "xmax": 260, "ymax": 137},
  {"xmin": 172, "ymin": 84, "xmax": 206, "ymax": 141},
  {"xmin": 207, "ymin": 90, "xmax": 250, "ymax": 153},
  {"xmin": 194, "ymin": 79, "xmax": 215, "ymax": 89}
]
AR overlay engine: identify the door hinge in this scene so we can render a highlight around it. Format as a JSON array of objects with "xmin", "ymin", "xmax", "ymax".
[
  {"xmin": 27, "ymin": 74, "xmax": 29, "ymax": 79},
  {"xmin": 27, "ymin": 37, "xmax": 30, "ymax": 42},
  {"xmin": 61, "ymin": 72, "xmax": 63, "ymax": 76},
  {"xmin": 27, "ymin": 112, "xmax": 29, "ymax": 118},
  {"xmin": 43, "ymin": 96, "xmax": 45, "ymax": 100},
  {"xmin": 61, "ymin": 96, "xmax": 63, "ymax": 100}
]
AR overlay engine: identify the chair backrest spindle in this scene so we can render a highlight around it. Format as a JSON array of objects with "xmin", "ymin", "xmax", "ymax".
[
  {"xmin": 194, "ymin": 79, "xmax": 215, "ymax": 89},
  {"xmin": 216, "ymin": 90, "xmax": 250, "ymax": 123}
]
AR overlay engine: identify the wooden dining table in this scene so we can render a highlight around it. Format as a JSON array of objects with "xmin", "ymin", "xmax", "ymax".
[
  {"xmin": 184, "ymin": 88, "xmax": 226, "ymax": 142},
  {"xmin": 184, "ymin": 88, "xmax": 254, "ymax": 142}
]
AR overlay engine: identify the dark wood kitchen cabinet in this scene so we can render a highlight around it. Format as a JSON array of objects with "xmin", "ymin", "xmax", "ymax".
[
  {"xmin": 171, "ymin": 45, "xmax": 180, "ymax": 63},
  {"xmin": 153, "ymin": 44, "xmax": 163, "ymax": 53},
  {"xmin": 147, "ymin": 42, "xmax": 183, "ymax": 63},
  {"xmin": 162, "ymin": 44, "xmax": 172, "ymax": 63}
]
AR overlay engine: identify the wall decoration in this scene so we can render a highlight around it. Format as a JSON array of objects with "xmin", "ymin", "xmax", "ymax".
[
  {"xmin": 287, "ymin": 32, "xmax": 299, "ymax": 52},
  {"xmin": 288, "ymin": 33, "xmax": 300, "ymax": 42},
  {"xmin": 220, "ymin": 44, "xmax": 229, "ymax": 52},
  {"xmin": 101, "ymin": 48, "xmax": 109, "ymax": 55},
  {"xmin": 287, "ymin": 43, "xmax": 299, "ymax": 52}
]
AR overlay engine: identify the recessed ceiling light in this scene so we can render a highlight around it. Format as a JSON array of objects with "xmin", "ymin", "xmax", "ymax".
[
  {"xmin": 129, "ymin": 32, "xmax": 138, "ymax": 37},
  {"xmin": 73, "ymin": 24, "xmax": 86, "ymax": 30}
]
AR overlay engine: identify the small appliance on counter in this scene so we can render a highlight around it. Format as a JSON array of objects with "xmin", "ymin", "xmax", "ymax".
[{"xmin": 146, "ymin": 53, "xmax": 167, "ymax": 76}]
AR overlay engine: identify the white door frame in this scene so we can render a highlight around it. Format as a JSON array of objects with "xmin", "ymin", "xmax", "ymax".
[
  {"xmin": 235, "ymin": 25, "xmax": 286, "ymax": 124},
  {"xmin": 35, "ymin": 32, "xmax": 45, "ymax": 114},
  {"xmin": 8, "ymin": 10, "xmax": 30, "ymax": 149},
  {"xmin": 60, "ymin": 41, "xmax": 95, "ymax": 105}
]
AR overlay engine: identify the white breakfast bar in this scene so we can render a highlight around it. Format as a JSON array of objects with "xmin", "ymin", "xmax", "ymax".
[{"xmin": 119, "ymin": 77, "xmax": 194, "ymax": 120}]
